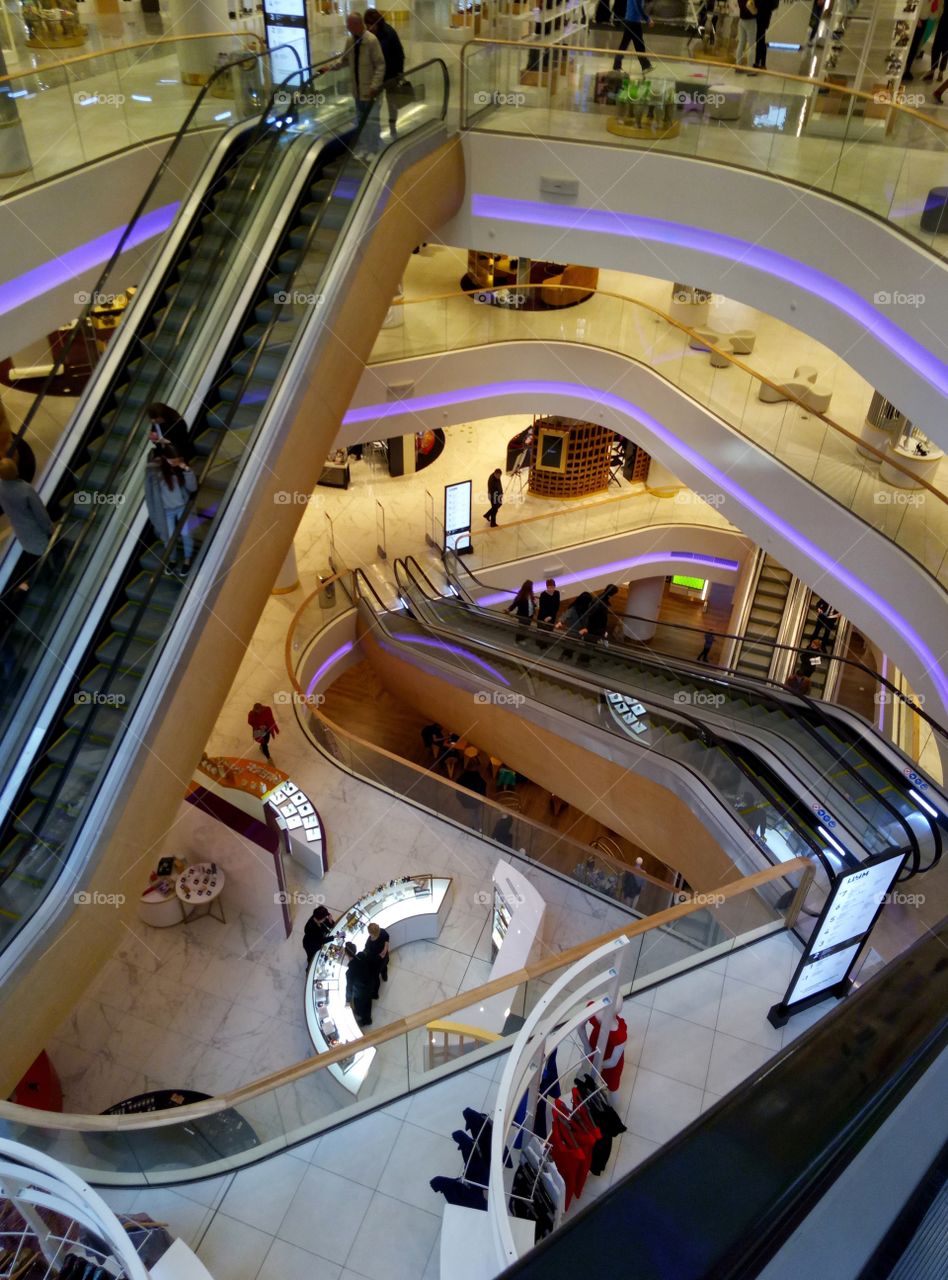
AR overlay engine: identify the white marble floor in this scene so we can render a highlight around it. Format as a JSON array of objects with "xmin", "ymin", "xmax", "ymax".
[{"xmin": 96, "ymin": 930, "xmax": 840, "ymax": 1280}]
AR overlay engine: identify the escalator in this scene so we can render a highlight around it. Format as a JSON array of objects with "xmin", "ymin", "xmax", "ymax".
[
  {"xmin": 733, "ymin": 553, "xmax": 792, "ymax": 681},
  {"xmin": 352, "ymin": 569, "xmax": 841, "ymax": 914},
  {"xmin": 396, "ymin": 554, "xmax": 946, "ymax": 883},
  {"xmin": 0, "ymin": 59, "xmax": 452, "ymax": 951}
]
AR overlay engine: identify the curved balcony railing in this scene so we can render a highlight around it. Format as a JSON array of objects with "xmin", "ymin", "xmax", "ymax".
[
  {"xmin": 459, "ymin": 38, "xmax": 948, "ymax": 256},
  {"xmin": 367, "ymin": 284, "xmax": 948, "ymax": 588},
  {"xmin": 0, "ymin": 852, "xmax": 807, "ymax": 1185},
  {"xmin": 0, "ymin": 33, "xmax": 276, "ymax": 197}
]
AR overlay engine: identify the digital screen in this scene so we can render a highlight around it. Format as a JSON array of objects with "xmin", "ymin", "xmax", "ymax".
[
  {"xmin": 537, "ymin": 429, "xmax": 567, "ymax": 473},
  {"xmin": 671, "ymin": 575, "xmax": 706, "ymax": 590},
  {"xmin": 807, "ymin": 859, "xmax": 904, "ymax": 955},
  {"xmin": 264, "ymin": 0, "xmax": 305, "ymax": 16},
  {"xmin": 444, "ymin": 480, "xmax": 473, "ymax": 554}
]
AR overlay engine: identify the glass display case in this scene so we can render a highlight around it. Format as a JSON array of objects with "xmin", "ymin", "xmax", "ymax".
[{"xmin": 305, "ymin": 875, "xmax": 454, "ymax": 1094}]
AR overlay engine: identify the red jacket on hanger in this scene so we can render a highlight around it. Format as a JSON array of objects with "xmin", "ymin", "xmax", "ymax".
[{"xmin": 587, "ymin": 1012, "xmax": 628, "ymax": 1093}]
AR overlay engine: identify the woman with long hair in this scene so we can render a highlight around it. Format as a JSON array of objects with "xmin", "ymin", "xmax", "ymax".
[
  {"xmin": 506, "ymin": 579, "xmax": 536, "ymax": 643},
  {"xmin": 157, "ymin": 450, "xmax": 197, "ymax": 577}
]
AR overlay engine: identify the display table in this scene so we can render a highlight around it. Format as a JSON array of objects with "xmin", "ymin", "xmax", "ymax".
[
  {"xmin": 306, "ymin": 875, "xmax": 454, "ymax": 1094},
  {"xmin": 264, "ymin": 779, "xmax": 326, "ymax": 877},
  {"xmin": 138, "ymin": 880, "xmax": 185, "ymax": 928},
  {"xmin": 176, "ymin": 862, "xmax": 226, "ymax": 924},
  {"xmin": 879, "ymin": 441, "xmax": 944, "ymax": 490}
]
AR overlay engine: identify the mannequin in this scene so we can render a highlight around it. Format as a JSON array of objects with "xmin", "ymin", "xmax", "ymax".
[{"xmin": 582, "ymin": 995, "xmax": 628, "ymax": 1103}]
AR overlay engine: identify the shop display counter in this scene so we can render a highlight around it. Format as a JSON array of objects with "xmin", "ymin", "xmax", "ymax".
[{"xmin": 306, "ymin": 875, "xmax": 453, "ymax": 1094}]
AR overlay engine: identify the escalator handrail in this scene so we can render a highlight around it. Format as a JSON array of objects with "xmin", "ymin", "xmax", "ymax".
[
  {"xmin": 9, "ymin": 42, "xmax": 303, "ymax": 453},
  {"xmin": 435, "ymin": 551, "xmax": 931, "ymax": 872},
  {"xmin": 389, "ymin": 556, "xmax": 838, "ymax": 884},
  {"xmin": 0, "ymin": 64, "xmax": 449, "ymax": 945},
  {"xmin": 442, "ymin": 546, "xmax": 948, "ymax": 752},
  {"xmin": 0, "ymin": 58, "xmax": 343, "ymax": 765}
]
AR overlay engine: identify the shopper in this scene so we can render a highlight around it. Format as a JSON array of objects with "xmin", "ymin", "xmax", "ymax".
[
  {"xmin": 421, "ymin": 721, "xmax": 446, "ymax": 760},
  {"xmin": 904, "ymin": 0, "xmax": 943, "ymax": 80},
  {"xmin": 696, "ymin": 629, "xmax": 715, "ymax": 663},
  {"xmin": 798, "ymin": 637, "xmax": 824, "ymax": 678},
  {"xmin": 612, "ymin": 0, "xmax": 653, "ymax": 73},
  {"xmin": 810, "ymin": 598, "xmax": 839, "ymax": 646},
  {"xmin": 155, "ymin": 450, "xmax": 197, "ymax": 577},
  {"xmin": 344, "ymin": 940, "xmax": 376, "ymax": 1026},
  {"xmin": 786, "ymin": 669, "xmax": 812, "ymax": 696},
  {"xmin": 537, "ymin": 578, "xmax": 561, "ymax": 632},
  {"xmin": 248, "ymin": 701, "xmax": 280, "ymax": 761},
  {"xmin": 622, "ymin": 860, "xmax": 644, "ymax": 906},
  {"xmin": 484, "ymin": 467, "xmax": 504, "ymax": 527},
  {"xmin": 147, "ymin": 402, "xmax": 194, "ymax": 461},
  {"xmin": 735, "ymin": 0, "xmax": 758, "ymax": 70},
  {"xmin": 364, "ymin": 920, "xmax": 390, "ymax": 997},
  {"xmin": 506, "ymin": 579, "xmax": 536, "ymax": 642},
  {"xmin": 753, "ymin": 0, "xmax": 777, "ymax": 69},
  {"xmin": 320, "ymin": 13, "xmax": 385, "ymax": 156},
  {"xmin": 302, "ymin": 904, "xmax": 336, "ymax": 966},
  {"xmin": 579, "ymin": 585, "xmax": 618, "ymax": 663},
  {"xmin": 556, "ymin": 591, "xmax": 594, "ymax": 659},
  {"xmin": 0, "ymin": 422, "xmax": 37, "ymax": 484},
  {"xmin": 364, "ymin": 8, "xmax": 405, "ymax": 139},
  {"xmin": 925, "ymin": 7, "xmax": 948, "ymax": 80},
  {"xmin": 0, "ymin": 458, "xmax": 53, "ymax": 585}
]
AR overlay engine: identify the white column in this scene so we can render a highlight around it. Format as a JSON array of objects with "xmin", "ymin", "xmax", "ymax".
[
  {"xmin": 645, "ymin": 457, "xmax": 682, "ymax": 497},
  {"xmin": 622, "ymin": 576, "xmax": 664, "ymax": 642},
  {"xmin": 170, "ymin": 0, "xmax": 234, "ymax": 84},
  {"xmin": 0, "ymin": 50, "xmax": 31, "ymax": 178},
  {"xmin": 272, "ymin": 542, "xmax": 300, "ymax": 595}
]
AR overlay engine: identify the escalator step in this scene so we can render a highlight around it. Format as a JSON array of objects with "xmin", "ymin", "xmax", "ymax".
[
  {"xmin": 63, "ymin": 701, "xmax": 127, "ymax": 741},
  {"xmin": 46, "ymin": 729, "xmax": 111, "ymax": 771},
  {"xmin": 125, "ymin": 572, "xmax": 182, "ymax": 610},
  {"xmin": 231, "ymin": 349, "xmax": 286, "ymax": 381},
  {"xmin": 32, "ymin": 762, "xmax": 99, "ymax": 803},
  {"xmin": 78, "ymin": 664, "xmax": 141, "ymax": 702},
  {"xmin": 94, "ymin": 633, "xmax": 157, "ymax": 674},
  {"xmin": 110, "ymin": 599, "xmax": 172, "ymax": 642},
  {"xmin": 242, "ymin": 320, "xmax": 298, "ymax": 352},
  {"xmin": 216, "ymin": 375, "xmax": 271, "ymax": 406},
  {"xmin": 14, "ymin": 800, "xmax": 75, "ymax": 845},
  {"xmin": 0, "ymin": 834, "xmax": 61, "ymax": 884},
  {"xmin": 206, "ymin": 402, "xmax": 257, "ymax": 432}
]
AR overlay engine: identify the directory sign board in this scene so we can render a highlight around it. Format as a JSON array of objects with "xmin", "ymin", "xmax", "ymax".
[
  {"xmin": 444, "ymin": 480, "xmax": 473, "ymax": 554},
  {"xmin": 769, "ymin": 849, "xmax": 905, "ymax": 1026},
  {"xmin": 263, "ymin": 0, "xmax": 310, "ymax": 89}
]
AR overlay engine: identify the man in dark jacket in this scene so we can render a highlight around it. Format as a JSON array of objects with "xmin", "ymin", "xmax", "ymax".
[
  {"xmin": 754, "ymin": 0, "xmax": 778, "ymax": 69},
  {"xmin": 344, "ymin": 941, "xmax": 376, "ymax": 1026},
  {"xmin": 364, "ymin": 8, "xmax": 406, "ymax": 140},
  {"xmin": 302, "ymin": 904, "xmax": 336, "ymax": 967},
  {"xmin": 484, "ymin": 468, "xmax": 503, "ymax": 527}
]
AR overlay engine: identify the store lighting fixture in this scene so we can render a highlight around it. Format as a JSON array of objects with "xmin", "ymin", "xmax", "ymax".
[
  {"xmin": 347, "ymin": 379, "xmax": 948, "ymax": 710},
  {"xmin": 9, "ymin": 90, "xmax": 31, "ymax": 99},
  {"xmin": 469, "ymin": 195, "xmax": 948, "ymax": 401},
  {"xmin": 214, "ymin": 111, "xmax": 232, "ymax": 122},
  {"xmin": 818, "ymin": 826, "xmax": 850, "ymax": 865},
  {"xmin": 130, "ymin": 94, "xmax": 152, "ymax": 103}
]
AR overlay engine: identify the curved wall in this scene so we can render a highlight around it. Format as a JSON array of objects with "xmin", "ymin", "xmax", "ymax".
[
  {"xmin": 345, "ymin": 341, "xmax": 948, "ymax": 724},
  {"xmin": 435, "ymin": 134, "xmax": 948, "ymax": 447}
]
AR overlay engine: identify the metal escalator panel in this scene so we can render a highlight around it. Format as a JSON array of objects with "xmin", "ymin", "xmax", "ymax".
[
  {"xmin": 735, "ymin": 554, "xmax": 793, "ymax": 681},
  {"xmin": 0, "ymin": 120, "xmax": 305, "ymax": 773},
  {"xmin": 0, "ymin": 60, "xmax": 451, "ymax": 955}
]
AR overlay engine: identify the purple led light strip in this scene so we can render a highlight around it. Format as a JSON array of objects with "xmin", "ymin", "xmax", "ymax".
[
  {"xmin": 305, "ymin": 641, "xmax": 355, "ymax": 697},
  {"xmin": 473, "ymin": 551, "xmax": 738, "ymax": 608},
  {"xmin": 0, "ymin": 202, "xmax": 180, "ymax": 319},
  {"xmin": 346, "ymin": 378, "xmax": 948, "ymax": 707},
  {"xmin": 469, "ymin": 195, "xmax": 948, "ymax": 402}
]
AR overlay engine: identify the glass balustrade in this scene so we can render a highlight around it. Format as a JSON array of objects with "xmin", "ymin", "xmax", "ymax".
[
  {"xmin": 368, "ymin": 287, "xmax": 948, "ymax": 586},
  {"xmin": 460, "ymin": 40, "xmax": 948, "ymax": 254}
]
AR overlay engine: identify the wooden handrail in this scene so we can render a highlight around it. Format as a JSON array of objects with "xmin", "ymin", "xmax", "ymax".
[
  {"xmin": 0, "ymin": 32, "xmax": 241, "ymax": 85},
  {"xmin": 0, "ymin": 858, "xmax": 810, "ymax": 1131},
  {"xmin": 380, "ymin": 285, "xmax": 948, "ymax": 506},
  {"xmin": 461, "ymin": 36, "xmax": 948, "ymax": 132},
  {"xmin": 426, "ymin": 1019, "xmax": 503, "ymax": 1042}
]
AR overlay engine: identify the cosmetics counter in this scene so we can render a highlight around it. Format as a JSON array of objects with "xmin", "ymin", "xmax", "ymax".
[{"xmin": 306, "ymin": 875, "xmax": 454, "ymax": 1094}]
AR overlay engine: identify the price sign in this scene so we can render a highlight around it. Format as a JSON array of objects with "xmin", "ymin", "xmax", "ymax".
[{"xmin": 444, "ymin": 480, "xmax": 473, "ymax": 554}]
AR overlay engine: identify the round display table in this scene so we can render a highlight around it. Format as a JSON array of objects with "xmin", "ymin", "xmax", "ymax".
[
  {"xmin": 879, "ymin": 441, "xmax": 943, "ymax": 490},
  {"xmin": 176, "ymin": 862, "xmax": 226, "ymax": 924}
]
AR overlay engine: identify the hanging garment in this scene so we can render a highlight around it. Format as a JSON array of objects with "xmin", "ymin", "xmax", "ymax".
[
  {"xmin": 550, "ymin": 1100, "xmax": 586, "ymax": 1208},
  {"xmin": 509, "ymin": 1159, "xmax": 556, "ymax": 1237},
  {"xmin": 453, "ymin": 1129, "xmax": 490, "ymax": 1186},
  {"xmin": 566, "ymin": 1100, "xmax": 601, "ymax": 1197},
  {"xmin": 587, "ymin": 1012, "xmax": 629, "ymax": 1093},
  {"xmin": 430, "ymin": 1175, "xmax": 488, "ymax": 1209},
  {"xmin": 534, "ymin": 1047, "xmax": 561, "ymax": 1140}
]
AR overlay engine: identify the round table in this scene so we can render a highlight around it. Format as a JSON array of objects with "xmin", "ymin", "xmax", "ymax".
[
  {"xmin": 176, "ymin": 862, "xmax": 226, "ymax": 924},
  {"xmin": 879, "ymin": 441, "xmax": 944, "ymax": 490}
]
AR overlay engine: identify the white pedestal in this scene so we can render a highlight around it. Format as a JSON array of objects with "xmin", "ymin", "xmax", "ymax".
[
  {"xmin": 440, "ymin": 1205, "xmax": 535, "ymax": 1280},
  {"xmin": 879, "ymin": 442, "xmax": 943, "ymax": 490},
  {"xmin": 857, "ymin": 419, "xmax": 895, "ymax": 461}
]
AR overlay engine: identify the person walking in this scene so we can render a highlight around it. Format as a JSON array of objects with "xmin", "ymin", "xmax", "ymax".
[
  {"xmin": 579, "ymin": 585, "xmax": 618, "ymax": 663},
  {"xmin": 155, "ymin": 450, "xmax": 197, "ymax": 577},
  {"xmin": 0, "ymin": 458, "xmax": 53, "ymax": 585},
  {"xmin": 0, "ymin": 422, "xmax": 37, "ymax": 484},
  {"xmin": 248, "ymin": 701, "xmax": 280, "ymax": 761},
  {"xmin": 753, "ymin": 0, "xmax": 777, "ymax": 69},
  {"xmin": 506, "ymin": 579, "xmax": 536, "ymax": 642},
  {"xmin": 613, "ymin": 0, "xmax": 653, "ymax": 72},
  {"xmin": 735, "ymin": 0, "xmax": 758, "ymax": 70},
  {"xmin": 147, "ymin": 403, "xmax": 194, "ymax": 461},
  {"xmin": 344, "ymin": 941, "xmax": 376, "ymax": 1026},
  {"xmin": 320, "ymin": 12, "xmax": 386, "ymax": 156},
  {"xmin": 696, "ymin": 630, "xmax": 714, "ymax": 663},
  {"xmin": 303, "ymin": 904, "xmax": 336, "ymax": 966},
  {"xmin": 810, "ymin": 598, "xmax": 839, "ymax": 646},
  {"xmin": 484, "ymin": 468, "xmax": 503, "ymax": 527},
  {"xmin": 364, "ymin": 8, "xmax": 405, "ymax": 139},
  {"xmin": 364, "ymin": 920, "xmax": 390, "ymax": 997},
  {"xmin": 924, "ymin": 7, "xmax": 948, "ymax": 80},
  {"xmin": 556, "ymin": 590, "xmax": 594, "ymax": 659}
]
